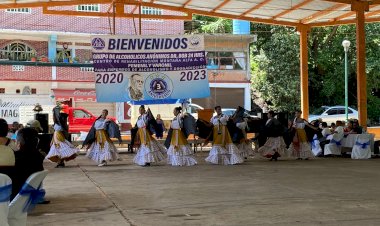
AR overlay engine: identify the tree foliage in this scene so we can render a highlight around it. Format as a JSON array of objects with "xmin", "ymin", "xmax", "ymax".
[{"xmin": 190, "ymin": 16, "xmax": 380, "ymax": 123}]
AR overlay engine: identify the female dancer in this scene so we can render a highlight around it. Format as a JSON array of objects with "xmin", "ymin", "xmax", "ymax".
[
  {"xmin": 166, "ymin": 107, "xmax": 197, "ymax": 166},
  {"xmin": 133, "ymin": 105, "xmax": 166, "ymax": 166},
  {"xmin": 288, "ymin": 110, "xmax": 315, "ymax": 160},
  {"xmin": 205, "ymin": 106, "xmax": 243, "ymax": 165},
  {"xmin": 258, "ymin": 111, "xmax": 287, "ymax": 161},
  {"xmin": 46, "ymin": 103, "xmax": 79, "ymax": 167},
  {"xmin": 84, "ymin": 109, "xmax": 120, "ymax": 166},
  {"xmin": 236, "ymin": 118, "xmax": 253, "ymax": 159}
]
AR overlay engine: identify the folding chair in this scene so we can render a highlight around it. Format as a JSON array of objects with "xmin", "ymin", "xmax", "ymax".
[
  {"xmin": 0, "ymin": 174, "xmax": 12, "ymax": 226},
  {"xmin": 8, "ymin": 170, "xmax": 48, "ymax": 226},
  {"xmin": 311, "ymin": 134, "xmax": 322, "ymax": 156},
  {"xmin": 324, "ymin": 133, "xmax": 343, "ymax": 156},
  {"xmin": 351, "ymin": 134, "xmax": 371, "ymax": 159}
]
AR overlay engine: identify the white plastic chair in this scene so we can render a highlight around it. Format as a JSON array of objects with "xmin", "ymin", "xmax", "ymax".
[
  {"xmin": 351, "ymin": 134, "xmax": 371, "ymax": 159},
  {"xmin": 311, "ymin": 134, "xmax": 322, "ymax": 156},
  {"xmin": 8, "ymin": 170, "xmax": 48, "ymax": 226},
  {"xmin": 0, "ymin": 174, "xmax": 12, "ymax": 226},
  {"xmin": 324, "ymin": 133, "xmax": 343, "ymax": 156}
]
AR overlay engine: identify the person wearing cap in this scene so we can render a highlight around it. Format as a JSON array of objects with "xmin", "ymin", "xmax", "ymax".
[
  {"xmin": 26, "ymin": 119, "xmax": 43, "ymax": 133},
  {"xmin": 45, "ymin": 103, "xmax": 79, "ymax": 168}
]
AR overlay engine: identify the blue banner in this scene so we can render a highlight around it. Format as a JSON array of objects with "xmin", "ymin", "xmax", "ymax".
[{"xmin": 91, "ymin": 35, "xmax": 210, "ymax": 102}]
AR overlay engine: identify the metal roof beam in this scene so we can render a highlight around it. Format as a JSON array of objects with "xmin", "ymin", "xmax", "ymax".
[
  {"xmin": 272, "ymin": 0, "xmax": 314, "ymax": 19},
  {"xmin": 301, "ymin": 3, "xmax": 348, "ymax": 23},
  {"xmin": 211, "ymin": 0, "xmax": 231, "ymax": 13},
  {"xmin": 182, "ymin": 0, "xmax": 192, "ymax": 7},
  {"xmin": 240, "ymin": 0, "xmax": 273, "ymax": 17},
  {"xmin": 310, "ymin": 15, "xmax": 380, "ymax": 26}
]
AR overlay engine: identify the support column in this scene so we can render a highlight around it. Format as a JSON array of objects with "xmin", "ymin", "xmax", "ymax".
[
  {"xmin": 244, "ymin": 83, "xmax": 251, "ymax": 111},
  {"xmin": 298, "ymin": 25, "xmax": 310, "ymax": 120},
  {"xmin": 48, "ymin": 34, "xmax": 57, "ymax": 62},
  {"xmin": 353, "ymin": 1, "xmax": 369, "ymax": 127}
]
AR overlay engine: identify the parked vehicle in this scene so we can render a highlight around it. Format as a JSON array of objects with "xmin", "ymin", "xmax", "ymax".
[
  {"xmin": 19, "ymin": 104, "xmax": 116, "ymax": 133},
  {"xmin": 308, "ymin": 105, "xmax": 358, "ymax": 125}
]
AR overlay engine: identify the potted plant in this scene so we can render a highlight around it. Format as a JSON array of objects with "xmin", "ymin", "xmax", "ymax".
[
  {"xmin": 39, "ymin": 55, "xmax": 49, "ymax": 63},
  {"xmin": 73, "ymin": 56, "xmax": 80, "ymax": 63},
  {"xmin": 30, "ymin": 52, "xmax": 37, "ymax": 62}
]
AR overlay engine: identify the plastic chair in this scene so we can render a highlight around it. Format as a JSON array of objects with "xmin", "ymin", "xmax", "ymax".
[
  {"xmin": 351, "ymin": 134, "xmax": 371, "ymax": 159},
  {"xmin": 324, "ymin": 133, "xmax": 343, "ymax": 156},
  {"xmin": 311, "ymin": 134, "xmax": 322, "ymax": 156},
  {"xmin": 8, "ymin": 170, "xmax": 48, "ymax": 226},
  {"xmin": 0, "ymin": 174, "xmax": 12, "ymax": 226}
]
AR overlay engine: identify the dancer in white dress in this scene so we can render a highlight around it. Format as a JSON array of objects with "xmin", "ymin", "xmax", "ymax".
[
  {"xmin": 288, "ymin": 110, "xmax": 315, "ymax": 160},
  {"xmin": 46, "ymin": 103, "xmax": 79, "ymax": 167},
  {"xmin": 84, "ymin": 109, "xmax": 120, "ymax": 166},
  {"xmin": 166, "ymin": 107, "xmax": 197, "ymax": 166},
  {"xmin": 205, "ymin": 106, "xmax": 244, "ymax": 165},
  {"xmin": 236, "ymin": 118, "xmax": 253, "ymax": 159},
  {"xmin": 258, "ymin": 111, "xmax": 287, "ymax": 161},
  {"xmin": 133, "ymin": 105, "xmax": 166, "ymax": 166}
]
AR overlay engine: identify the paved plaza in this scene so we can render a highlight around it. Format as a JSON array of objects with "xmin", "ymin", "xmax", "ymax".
[{"xmin": 28, "ymin": 152, "xmax": 380, "ymax": 226}]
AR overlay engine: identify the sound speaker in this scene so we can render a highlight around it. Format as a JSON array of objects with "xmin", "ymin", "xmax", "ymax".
[{"xmin": 35, "ymin": 113, "xmax": 49, "ymax": 133}]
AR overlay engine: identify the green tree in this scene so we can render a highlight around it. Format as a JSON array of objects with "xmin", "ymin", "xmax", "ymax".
[{"xmin": 251, "ymin": 26, "xmax": 300, "ymax": 112}]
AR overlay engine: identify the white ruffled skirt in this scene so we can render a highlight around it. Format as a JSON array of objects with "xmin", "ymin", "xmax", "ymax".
[
  {"xmin": 237, "ymin": 141, "xmax": 254, "ymax": 159},
  {"xmin": 46, "ymin": 140, "xmax": 79, "ymax": 162},
  {"xmin": 133, "ymin": 139, "xmax": 166, "ymax": 166},
  {"xmin": 86, "ymin": 140, "xmax": 120, "ymax": 164},
  {"xmin": 258, "ymin": 137, "xmax": 287, "ymax": 158},
  {"xmin": 205, "ymin": 144, "xmax": 244, "ymax": 165},
  {"xmin": 288, "ymin": 142, "xmax": 314, "ymax": 159},
  {"xmin": 167, "ymin": 144, "xmax": 197, "ymax": 166}
]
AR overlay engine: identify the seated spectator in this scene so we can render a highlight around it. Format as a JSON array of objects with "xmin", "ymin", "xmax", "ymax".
[
  {"xmin": 344, "ymin": 121, "xmax": 353, "ymax": 134},
  {"xmin": 7, "ymin": 121, "xmax": 19, "ymax": 139},
  {"xmin": 11, "ymin": 123, "xmax": 24, "ymax": 141},
  {"xmin": 321, "ymin": 122, "xmax": 331, "ymax": 138},
  {"xmin": 330, "ymin": 122, "xmax": 336, "ymax": 133},
  {"xmin": 11, "ymin": 128, "xmax": 45, "ymax": 200},
  {"xmin": 0, "ymin": 118, "xmax": 15, "ymax": 176},
  {"xmin": 352, "ymin": 120, "xmax": 363, "ymax": 134},
  {"xmin": 26, "ymin": 119, "xmax": 43, "ymax": 133},
  {"xmin": 319, "ymin": 122, "xmax": 331, "ymax": 155}
]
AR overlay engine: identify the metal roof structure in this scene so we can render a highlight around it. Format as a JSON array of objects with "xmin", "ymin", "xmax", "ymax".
[
  {"xmin": 0, "ymin": 0, "xmax": 374, "ymax": 126},
  {"xmin": 0, "ymin": 0, "xmax": 379, "ymax": 27}
]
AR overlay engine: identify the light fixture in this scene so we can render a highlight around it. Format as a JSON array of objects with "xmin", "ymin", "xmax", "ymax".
[{"xmin": 342, "ymin": 40, "xmax": 351, "ymax": 52}]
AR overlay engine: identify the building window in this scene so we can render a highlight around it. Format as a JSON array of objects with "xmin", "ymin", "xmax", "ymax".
[
  {"xmin": 31, "ymin": 88, "xmax": 37, "ymax": 94},
  {"xmin": 16, "ymin": 89, "xmax": 20, "ymax": 94},
  {"xmin": 6, "ymin": 8, "xmax": 31, "ymax": 13},
  {"xmin": 141, "ymin": 7, "xmax": 163, "ymax": 22},
  {"xmin": 1, "ymin": 42, "xmax": 36, "ymax": 61},
  {"xmin": 0, "ymin": 88, "xmax": 5, "ymax": 94},
  {"xmin": 76, "ymin": 4, "xmax": 100, "ymax": 12},
  {"xmin": 206, "ymin": 52, "xmax": 246, "ymax": 70}
]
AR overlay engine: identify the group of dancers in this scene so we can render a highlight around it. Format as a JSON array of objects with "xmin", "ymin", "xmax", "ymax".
[{"xmin": 44, "ymin": 102, "xmax": 316, "ymax": 168}]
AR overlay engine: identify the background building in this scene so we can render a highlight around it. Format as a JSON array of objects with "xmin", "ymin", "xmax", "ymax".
[{"xmin": 0, "ymin": 4, "xmax": 253, "ymax": 128}]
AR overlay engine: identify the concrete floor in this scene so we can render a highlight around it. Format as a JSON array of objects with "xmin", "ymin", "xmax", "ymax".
[{"xmin": 28, "ymin": 153, "xmax": 380, "ymax": 226}]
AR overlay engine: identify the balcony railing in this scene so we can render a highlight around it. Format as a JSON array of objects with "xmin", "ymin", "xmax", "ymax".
[{"xmin": 0, "ymin": 60, "xmax": 93, "ymax": 67}]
